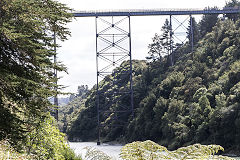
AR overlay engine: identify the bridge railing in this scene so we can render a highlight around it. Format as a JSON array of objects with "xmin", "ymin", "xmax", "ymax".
[{"xmin": 73, "ymin": 7, "xmax": 240, "ymax": 17}]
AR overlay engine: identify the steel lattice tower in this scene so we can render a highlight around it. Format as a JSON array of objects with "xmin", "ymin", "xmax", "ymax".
[{"xmin": 95, "ymin": 16, "xmax": 133, "ymax": 144}]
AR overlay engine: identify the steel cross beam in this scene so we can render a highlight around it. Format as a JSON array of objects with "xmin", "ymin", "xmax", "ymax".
[
  {"xmin": 73, "ymin": 8, "xmax": 240, "ymax": 17},
  {"xmin": 95, "ymin": 16, "xmax": 133, "ymax": 144}
]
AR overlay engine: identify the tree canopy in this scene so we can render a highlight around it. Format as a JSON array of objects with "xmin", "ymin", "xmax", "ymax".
[{"xmin": 0, "ymin": 0, "xmax": 72, "ymax": 152}]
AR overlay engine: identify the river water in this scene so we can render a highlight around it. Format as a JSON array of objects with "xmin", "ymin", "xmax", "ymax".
[{"xmin": 69, "ymin": 142, "xmax": 123, "ymax": 159}]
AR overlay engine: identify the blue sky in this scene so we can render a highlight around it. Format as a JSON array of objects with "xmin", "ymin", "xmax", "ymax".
[{"xmin": 56, "ymin": 0, "xmax": 228, "ymax": 94}]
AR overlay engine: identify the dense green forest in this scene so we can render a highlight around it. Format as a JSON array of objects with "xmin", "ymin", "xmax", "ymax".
[
  {"xmin": 62, "ymin": 0, "xmax": 240, "ymax": 153},
  {"xmin": 58, "ymin": 85, "xmax": 89, "ymax": 134}
]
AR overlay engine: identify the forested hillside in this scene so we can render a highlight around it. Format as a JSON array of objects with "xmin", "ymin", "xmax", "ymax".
[
  {"xmin": 58, "ymin": 85, "xmax": 89, "ymax": 133},
  {"xmin": 66, "ymin": 1, "xmax": 240, "ymax": 152},
  {"xmin": 127, "ymin": 19, "xmax": 240, "ymax": 150}
]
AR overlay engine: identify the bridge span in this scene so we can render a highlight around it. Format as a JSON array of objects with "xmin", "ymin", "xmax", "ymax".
[{"xmin": 73, "ymin": 8, "xmax": 240, "ymax": 17}]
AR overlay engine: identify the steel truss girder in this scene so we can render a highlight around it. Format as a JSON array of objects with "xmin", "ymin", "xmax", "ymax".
[
  {"xmin": 74, "ymin": 8, "xmax": 240, "ymax": 17},
  {"xmin": 96, "ymin": 16, "xmax": 133, "ymax": 143}
]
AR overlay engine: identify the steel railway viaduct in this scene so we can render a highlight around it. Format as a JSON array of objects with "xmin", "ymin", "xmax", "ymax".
[{"xmin": 71, "ymin": 8, "xmax": 240, "ymax": 144}]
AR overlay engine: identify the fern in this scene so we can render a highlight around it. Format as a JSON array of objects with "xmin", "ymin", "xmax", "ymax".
[
  {"xmin": 84, "ymin": 146, "xmax": 112, "ymax": 160},
  {"xmin": 120, "ymin": 140, "xmax": 170, "ymax": 159},
  {"xmin": 120, "ymin": 140, "xmax": 235, "ymax": 160}
]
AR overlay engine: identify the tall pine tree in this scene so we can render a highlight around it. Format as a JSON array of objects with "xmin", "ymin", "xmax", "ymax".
[
  {"xmin": 147, "ymin": 33, "xmax": 163, "ymax": 61},
  {"xmin": 147, "ymin": 19, "xmax": 174, "ymax": 65},
  {"xmin": 0, "ymin": 0, "xmax": 72, "ymax": 145}
]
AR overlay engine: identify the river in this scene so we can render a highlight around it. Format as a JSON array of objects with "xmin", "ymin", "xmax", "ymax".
[{"xmin": 69, "ymin": 142, "xmax": 122, "ymax": 159}]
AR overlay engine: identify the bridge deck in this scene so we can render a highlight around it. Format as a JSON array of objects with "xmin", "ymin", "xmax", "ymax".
[{"xmin": 73, "ymin": 8, "xmax": 240, "ymax": 17}]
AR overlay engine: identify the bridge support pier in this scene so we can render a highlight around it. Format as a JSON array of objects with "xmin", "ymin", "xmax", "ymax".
[{"xmin": 95, "ymin": 16, "xmax": 134, "ymax": 144}]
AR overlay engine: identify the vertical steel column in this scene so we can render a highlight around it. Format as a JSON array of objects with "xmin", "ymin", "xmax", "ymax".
[
  {"xmin": 190, "ymin": 15, "xmax": 194, "ymax": 53},
  {"xmin": 169, "ymin": 15, "xmax": 173, "ymax": 66},
  {"xmin": 129, "ymin": 16, "xmax": 134, "ymax": 118},
  {"xmin": 53, "ymin": 31, "xmax": 58, "ymax": 121},
  {"xmin": 95, "ymin": 16, "xmax": 101, "ymax": 145}
]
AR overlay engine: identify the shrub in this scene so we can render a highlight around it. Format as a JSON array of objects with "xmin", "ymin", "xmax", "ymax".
[
  {"xmin": 25, "ymin": 113, "xmax": 81, "ymax": 160},
  {"xmin": 0, "ymin": 139, "xmax": 35, "ymax": 159}
]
